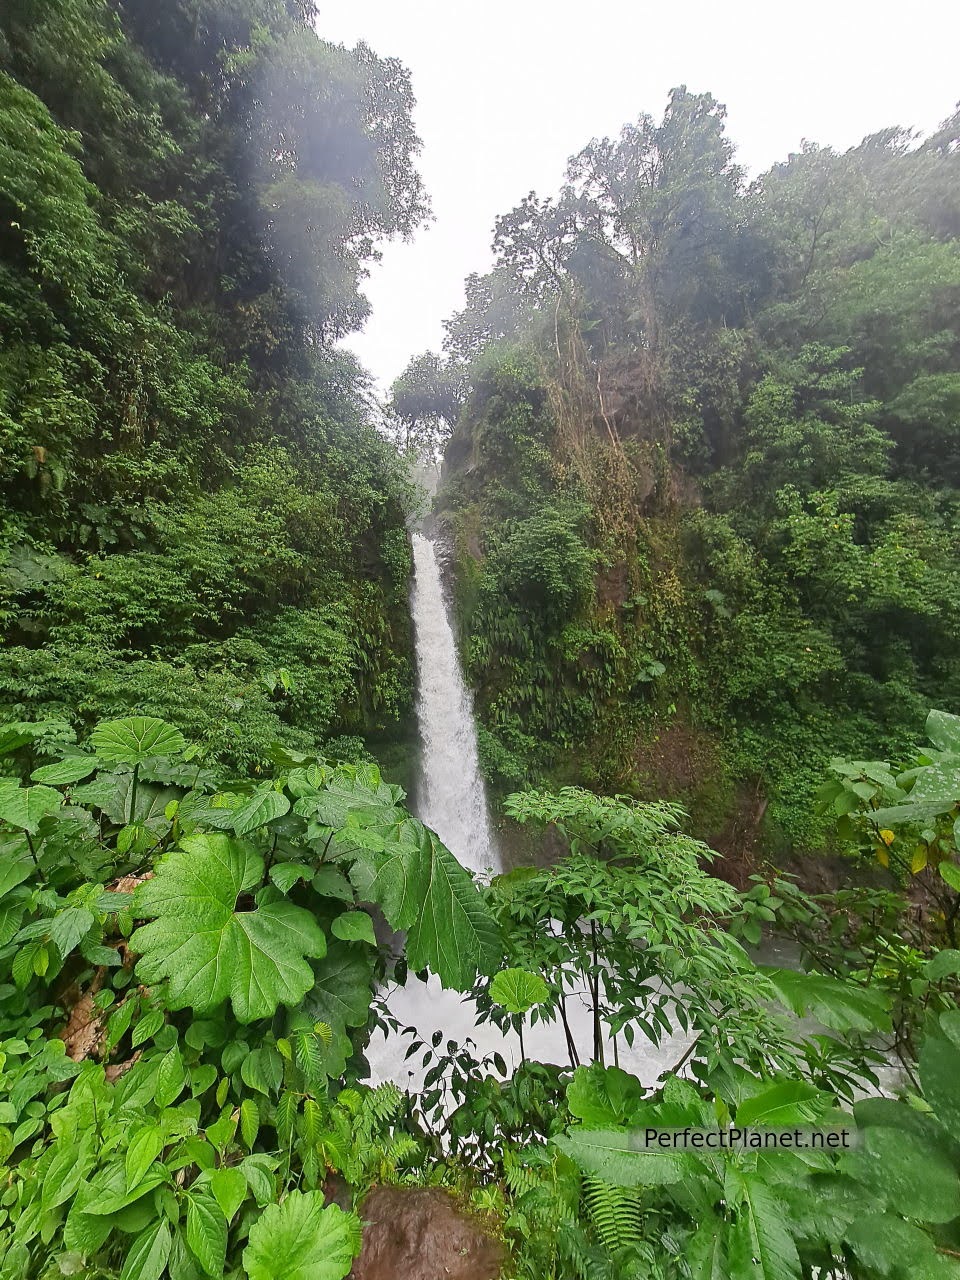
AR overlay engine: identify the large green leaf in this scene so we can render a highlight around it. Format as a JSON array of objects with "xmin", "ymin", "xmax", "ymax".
[
  {"xmin": 845, "ymin": 1125, "xmax": 960, "ymax": 1222},
  {"xmin": 906, "ymin": 762, "xmax": 960, "ymax": 806},
  {"xmin": 30, "ymin": 756, "xmax": 98, "ymax": 785},
  {"xmin": 210, "ymin": 1167, "xmax": 247, "ymax": 1222},
  {"xmin": 346, "ymin": 820, "xmax": 501, "ymax": 989},
  {"xmin": 687, "ymin": 1215, "xmax": 729, "ymax": 1280},
  {"xmin": 119, "ymin": 1219, "xmax": 172, "ymax": 1280},
  {"xmin": 310, "ymin": 865, "xmax": 355, "ymax": 902},
  {"xmin": 919, "ymin": 1033, "xmax": 960, "ymax": 1144},
  {"xmin": 726, "ymin": 1171, "xmax": 800, "ymax": 1280},
  {"xmin": 243, "ymin": 1193, "xmax": 359, "ymax": 1280},
  {"xmin": 0, "ymin": 783, "xmax": 62, "ymax": 834},
  {"xmin": 489, "ymin": 967, "xmax": 549, "ymax": 1014},
  {"xmin": 553, "ymin": 1127, "xmax": 692, "ymax": 1186},
  {"xmin": 186, "ymin": 1191, "xmax": 227, "ymax": 1277},
  {"xmin": 927, "ymin": 710, "xmax": 960, "ymax": 755},
  {"xmin": 231, "ymin": 788, "xmax": 290, "ymax": 836},
  {"xmin": 926, "ymin": 950, "xmax": 960, "ymax": 981},
  {"xmin": 566, "ymin": 1064, "xmax": 646, "ymax": 1128},
  {"xmin": 735, "ymin": 1081, "xmax": 829, "ymax": 1127},
  {"xmin": 90, "ymin": 717, "xmax": 186, "ymax": 766},
  {"xmin": 762, "ymin": 968, "xmax": 891, "ymax": 1034},
  {"xmin": 306, "ymin": 940, "xmax": 374, "ymax": 1035},
  {"xmin": 125, "ymin": 1126, "xmax": 164, "ymax": 1191},
  {"xmin": 872, "ymin": 798, "xmax": 958, "ymax": 826},
  {"xmin": 130, "ymin": 835, "xmax": 327, "ymax": 1022},
  {"xmin": 330, "ymin": 911, "xmax": 377, "ymax": 946},
  {"xmin": 845, "ymin": 1213, "xmax": 944, "ymax": 1277},
  {"xmin": 0, "ymin": 841, "xmax": 35, "ymax": 898},
  {"xmin": 70, "ymin": 773, "xmax": 179, "ymax": 827}
]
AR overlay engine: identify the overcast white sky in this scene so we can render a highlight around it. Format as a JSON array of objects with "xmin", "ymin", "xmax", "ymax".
[{"xmin": 319, "ymin": 0, "xmax": 960, "ymax": 392}]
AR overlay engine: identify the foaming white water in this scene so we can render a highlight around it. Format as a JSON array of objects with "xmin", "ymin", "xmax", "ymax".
[{"xmin": 409, "ymin": 533, "xmax": 498, "ymax": 874}]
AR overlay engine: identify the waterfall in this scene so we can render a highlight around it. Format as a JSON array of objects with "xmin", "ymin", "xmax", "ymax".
[{"xmin": 409, "ymin": 533, "xmax": 498, "ymax": 874}]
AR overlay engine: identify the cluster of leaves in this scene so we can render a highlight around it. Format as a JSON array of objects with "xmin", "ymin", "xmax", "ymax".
[
  {"xmin": 0, "ymin": 716, "xmax": 948, "ymax": 1280},
  {"xmin": 0, "ymin": 714, "xmax": 500, "ymax": 1277},
  {"xmin": 545, "ymin": 1019, "xmax": 960, "ymax": 1280},
  {"xmin": 819, "ymin": 708, "xmax": 960, "ymax": 891},
  {"xmin": 377, "ymin": 786, "xmax": 958, "ymax": 1279}
]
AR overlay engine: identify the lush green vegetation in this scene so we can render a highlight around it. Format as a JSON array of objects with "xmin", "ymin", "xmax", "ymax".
[
  {"xmin": 0, "ymin": 712, "xmax": 959, "ymax": 1278},
  {"xmin": 4, "ymin": 4, "xmax": 960, "ymax": 1277},
  {"xmin": 397, "ymin": 89, "xmax": 960, "ymax": 850},
  {"xmin": 1, "ymin": 0, "xmax": 423, "ymax": 771}
]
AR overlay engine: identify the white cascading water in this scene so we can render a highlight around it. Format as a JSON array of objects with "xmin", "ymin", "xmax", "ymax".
[{"xmin": 409, "ymin": 533, "xmax": 498, "ymax": 872}]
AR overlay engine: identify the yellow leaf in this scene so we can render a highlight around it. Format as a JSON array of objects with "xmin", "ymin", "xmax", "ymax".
[
  {"xmin": 911, "ymin": 847, "xmax": 928, "ymax": 874},
  {"xmin": 876, "ymin": 846, "xmax": 889, "ymax": 868},
  {"xmin": 879, "ymin": 829, "xmax": 895, "ymax": 847}
]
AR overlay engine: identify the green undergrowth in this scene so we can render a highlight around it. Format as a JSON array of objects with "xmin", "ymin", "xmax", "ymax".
[{"xmin": 0, "ymin": 713, "xmax": 959, "ymax": 1278}]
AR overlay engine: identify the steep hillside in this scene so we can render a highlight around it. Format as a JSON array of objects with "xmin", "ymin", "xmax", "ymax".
[
  {"xmin": 0, "ymin": 0, "xmax": 425, "ymax": 769},
  {"xmin": 398, "ymin": 89, "xmax": 960, "ymax": 856}
]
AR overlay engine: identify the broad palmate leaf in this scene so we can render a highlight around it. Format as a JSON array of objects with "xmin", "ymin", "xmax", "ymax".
[
  {"xmin": 243, "ymin": 1192, "xmax": 360, "ymax": 1280},
  {"xmin": 489, "ymin": 967, "xmax": 549, "ymax": 1014},
  {"xmin": 345, "ymin": 819, "xmax": 501, "ymax": 989},
  {"xmin": 90, "ymin": 717, "xmax": 186, "ymax": 766},
  {"xmin": 130, "ymin": 835, "xmax": 326, "ymax": 1022}
]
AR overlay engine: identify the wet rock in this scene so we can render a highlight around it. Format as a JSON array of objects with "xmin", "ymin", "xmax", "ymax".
[{"xmin": 351, "ymin": 1186, "xmax": 503, "ymax": 1280}]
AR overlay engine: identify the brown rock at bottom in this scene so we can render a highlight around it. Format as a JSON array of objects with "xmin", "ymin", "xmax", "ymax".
[{"xmin": 351, "ymin": 1186, "xmax": 503, "ymax": 1280}]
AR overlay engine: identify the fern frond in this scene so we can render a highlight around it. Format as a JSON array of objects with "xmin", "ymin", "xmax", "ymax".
[
  {"xmin": 336, "ymin": 1088, "xmax": 363, "ymax": 1116},
  {"xmin": 555, "ymin": 1218, "xmax": 599, "ymax": 1280},
  {"xmin": 503, "ymin": 1147, "xmax": 542, "ymax": 1199},
  {"xmin": 295, "ymin": 1030, "xmax": 324, "ymax": 1085},
  {"xmin": 299, "ymin": 1096, "xmax": 322, "ymax": 1145},
  {"xmin": 317, "ymin": 1131, "xmax": 351, "ymax": 1174},
  {"xmin": 365, "ymin": 1081, "xmax": 404, "ymax": 1125},
  {"xmin": 385, "ymin": 1134, "xmax": 421, "ymax": 1168},
  {"xmin": 275, "ymin": 1090, "xmax": 299, "ymax": 1147},
  {"xmin": 582, "ymin": 1176, "xmax": 645, "ymax": 1254},
  {"xmin": 343, "ymin": 1210, "xmax": 363, "ymax": 1257}
]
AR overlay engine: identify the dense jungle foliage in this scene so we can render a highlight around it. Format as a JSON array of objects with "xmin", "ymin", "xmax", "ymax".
[
  {"xmin": 394, "ymin": 88, "xmax": 960, "ymax": 852},
  {"xmin": 0, "ymin": 711, "xmax": 959, "ymax": 1279},
  {"xmin": 4, "ymin": 2, "xmax": 960, "ymax": 1277},
  {"xmin": 0, "ymin": 0, "xmax": 424, "ymax": 773}
]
